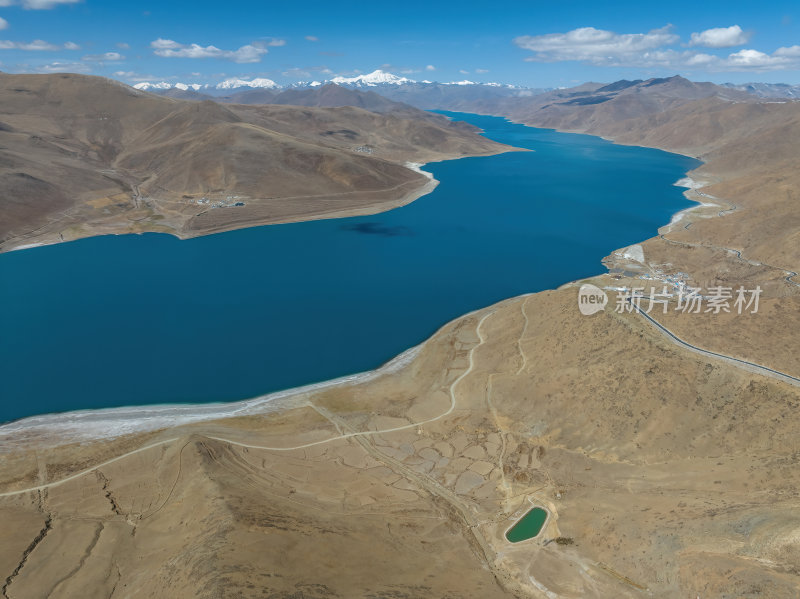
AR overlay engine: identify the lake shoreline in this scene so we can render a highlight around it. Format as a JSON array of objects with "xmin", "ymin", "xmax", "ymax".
[
  {"xmin": 0, "ymin": 114, "xmax": 700, "ymax": 434},
  {"xmin": 0, "ymin": 341, "xmax": 425, "ymax": 445}
]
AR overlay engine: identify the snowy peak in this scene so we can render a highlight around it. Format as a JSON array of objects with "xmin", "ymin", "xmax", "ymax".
[
  {"xmin": 129, "ymin": 71, "xmax": 524, "ymax": 95},
  {"xmin": 215, "ymin": 77, "xmax": 278, "ymax": 90},
  {"xmin": 331, "ymin": 69, "xmax": 412, "ymax": 86},
  {"xmin": 134, "ymin": 81, "xmax": 208, "ymax": 91},
  {"xmin": 133, "ymin": 81, "xmax": 176, "ymax": 91},
  {"xmin": 175, "ymin": 83, "xmax": 206, "ymax": 91},
  {"xmin": 134, "ymin": 78, "xmax": 279, "ymax": 93},
  {"xmin": 330, "ymin": 71, "xmax": 520, "ymax": 89},
  {"xmin": 723, "ymin": 81, "xmax": 800, "ymax": 99}
]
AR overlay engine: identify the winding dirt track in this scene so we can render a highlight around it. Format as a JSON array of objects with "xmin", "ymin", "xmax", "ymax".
[{"xmin": 0, "ymin": 310, "xmax": 496, "ymax": 497}]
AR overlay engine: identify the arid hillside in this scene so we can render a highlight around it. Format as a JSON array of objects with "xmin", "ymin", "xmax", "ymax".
[
  {"xmin": 1, "ymin": 288, "xmax": 798, "ymax": 598},
  {"xmin": 0, "ymin": 73, "xmax": 511, "ymax": 251}
]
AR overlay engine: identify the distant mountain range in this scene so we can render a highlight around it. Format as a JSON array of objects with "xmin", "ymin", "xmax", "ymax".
[
  {"xmin": 721, "ymin": 82, "xmax": 800, "ymax": 99},
  {"xmin": 130, "ymin": 70, "xmax": 800, "ymax": 115},
  {"xmin": 134, "ymin": 77, "xmax": 280, "ymax": 93},
  {"xmin": 133, "ymin": 69, "xmax": 526, "ymax": 93},
  {"xmin": 132, "ymin": 70, "xmax": 547, "ymax": 109},
  {"xmin": 464, "ymin": 75, "xmax": 760, "ymax": 143}
]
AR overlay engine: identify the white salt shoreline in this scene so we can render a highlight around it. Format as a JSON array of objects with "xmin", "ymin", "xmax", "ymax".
[
  {"xmin": 664, "ymin": 176, "xmax": 718, "ymax": 231},
  {"xmin": 0, "ymin": 342, "xmax": 424, "ymax": 445},
  {"xmin": 8, "ymin": 242, "xmax": 45, "ymax": 251}
]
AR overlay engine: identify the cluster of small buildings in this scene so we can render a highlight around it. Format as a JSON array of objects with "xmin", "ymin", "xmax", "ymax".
[{"xmin": 186, "ymin": 195, "xmax": 246, "ymax": 208}]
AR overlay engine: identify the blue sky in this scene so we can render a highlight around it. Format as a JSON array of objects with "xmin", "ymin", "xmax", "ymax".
[{"xmin": 1, "ymin": 0, "xmax": 799, "ymax": 87}]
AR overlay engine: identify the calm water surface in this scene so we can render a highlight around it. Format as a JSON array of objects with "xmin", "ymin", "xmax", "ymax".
[
  {"xmin": 506, "ymin": 507, "xmax": 549, "ymax": 542},
  {"xmin": 0, "ymin": 113, "xmax": 699, "ymax": 422}
]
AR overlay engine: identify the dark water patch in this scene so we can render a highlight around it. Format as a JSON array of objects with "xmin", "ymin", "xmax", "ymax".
[{"xmin": 340, "ymin": 222, "xmax": 415, "ymax": 237}]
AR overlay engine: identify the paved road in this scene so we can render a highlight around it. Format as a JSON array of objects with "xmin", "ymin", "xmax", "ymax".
[{"xmin": 628, "ymin": 298, "xmax": 800, "ymax": 387}]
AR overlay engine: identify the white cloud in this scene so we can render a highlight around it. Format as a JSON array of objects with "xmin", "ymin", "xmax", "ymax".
[
  {"xmin": 0, "ymin": 39, "xmax": 60, "ymax": 50},
  {"xmin": 0, "ymin": 39, "xmax": 78, "ymax": 51},
  {"xmin": 25, "ymin": 0, "xmax": 80, "ymax": 6},
  {"xmin": 774, "ymin": 45, "xmax": 800, "ymax": 58},
  {"xmin": 514, "ymin": 25, "xmax": 679, "ymax": 64},
  {"xmin": 113, "ymin": 70, "xmax": 169, "ymax": 82},
  {"xmin": 150, "ymin": 38, "xmax": 268, "ymax": 63},
  {"xmin": 83, "ymin": 51, "xmax": 124, "ymax": 62},
  {"xmin": 726, "ymin": 48, "xmax": 771, "ymax": 66},
  {"xmin": 36, "ymin": 60, "xmax": 90, "ymax": 72},
  {"xmin": 642, "ymin": 47, "xmax": 800, "ymax": 71},
  {"xmin": 116, "ymin": 42, "xmax": 130, "ymax": 50},
  {"xmin": 282, "ymin": 65, "xmax": 333, "ymax": 78},
  {"xmin": 151, "ymin": 39, "xmax": 179, "ymax": 50},
  {"xmin": 513, "ymin": 24, "xmax": 800, "ymax": 72},
  {"xmin": 0, "ymin": 17, "xmax": 8, "ymax": 30},
  {"xmin": 305, "ymin": 35, "xmax": 319, "ymax": 42},
  {"xmin": 723, "ymin": 48, "xmax": 793, "ymax": 70},
  {"xmin": 685, "ymin": 52, "xmax": 716, "ymax": 66},
  {"xmin": 475, "ymin": 68, "xmax": 489, "ymax": 73},
  {"xmin": 266, "ymin": 38, "xmax": 285, "ymax": 47},
  {"xmin": 459, "ymin": 69, "xmax": 469, "ymax": 74},
  {"xmin": 679, "ymin": 46, "xmax": 800, "ymax": 72},
  {"xmin": 283, "ymin": 68, "xmax": 311, "ymax": 78},
  {"xmin": 281, "ymin": 66, "xmax": 333, "ymax": 79},
  {"xmin": 0, "ymin": 0, "xmax": 81, "ymax": 8},
  {"xmin": 425, "ymin": 64, "xmax": 435, "ymax": 71},
  {"xmin": 689, "ymin": 25, "xmax": 750, "ymax": 48}
]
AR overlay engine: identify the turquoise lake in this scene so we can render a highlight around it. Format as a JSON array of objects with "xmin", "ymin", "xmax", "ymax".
[{"xmin": 0, "ymin": 113, "xmax": 699, "ymax": 423}]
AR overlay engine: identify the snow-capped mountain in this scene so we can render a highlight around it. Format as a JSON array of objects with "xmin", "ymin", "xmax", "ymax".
[
  {"xmin": 175, "ymin": 83, "xmax": 207, "ymax": 91},
  {"xmin": 722, "ymin": 82, "xmax": 800, "ymax": 99},
  {"xmin": 322, "ymin": 71, "xmax": 542, "ymax": 110},
  {"xmin": 133, "ymin": 81, "xmax": 184, "ymax": 91},
  {"xmin": 129, "ymin": 70, "xmax": 529, "ymax": 95},
  {"xmin": 134, "ymin": 81, "xmax": 209, "ymax": 91},
  {"xmin": 215, "ymin": 77, "xmax": 278, "ymax": 90},
  {"xmin": 134, "ymin": 78, "xmax": 278, "ymax": 93},
  {"xmin": 127, "ymin": 70, "xmax": 545, "ymax": 109},
  {"xmin": 327, "ymin": 70, "xmax": 520, "ymax": 90},
  {"xmin": 331, "ymin": 70, "xmax": 412, "ymax": 86}
]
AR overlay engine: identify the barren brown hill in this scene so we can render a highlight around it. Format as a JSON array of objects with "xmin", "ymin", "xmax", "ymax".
[
  {"xmin": 220, "ymin": 83, "xmax": 414, "ymax": 114},
  {"xmin": 0, "ymin": 73, "xmax": 511, "ymax": 252},
  {"xmin": 161, "ymin": 83, "xmax": 431, "ymax": 115},
  {"xmin": 451, "ymin": 75, "xmax": 748, "ymax": 120}
]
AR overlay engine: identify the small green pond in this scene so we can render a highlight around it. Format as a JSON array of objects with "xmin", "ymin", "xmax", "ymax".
[{"xmin": 505, "ymin": 507, "xmax": 548, "ymax": 543}]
